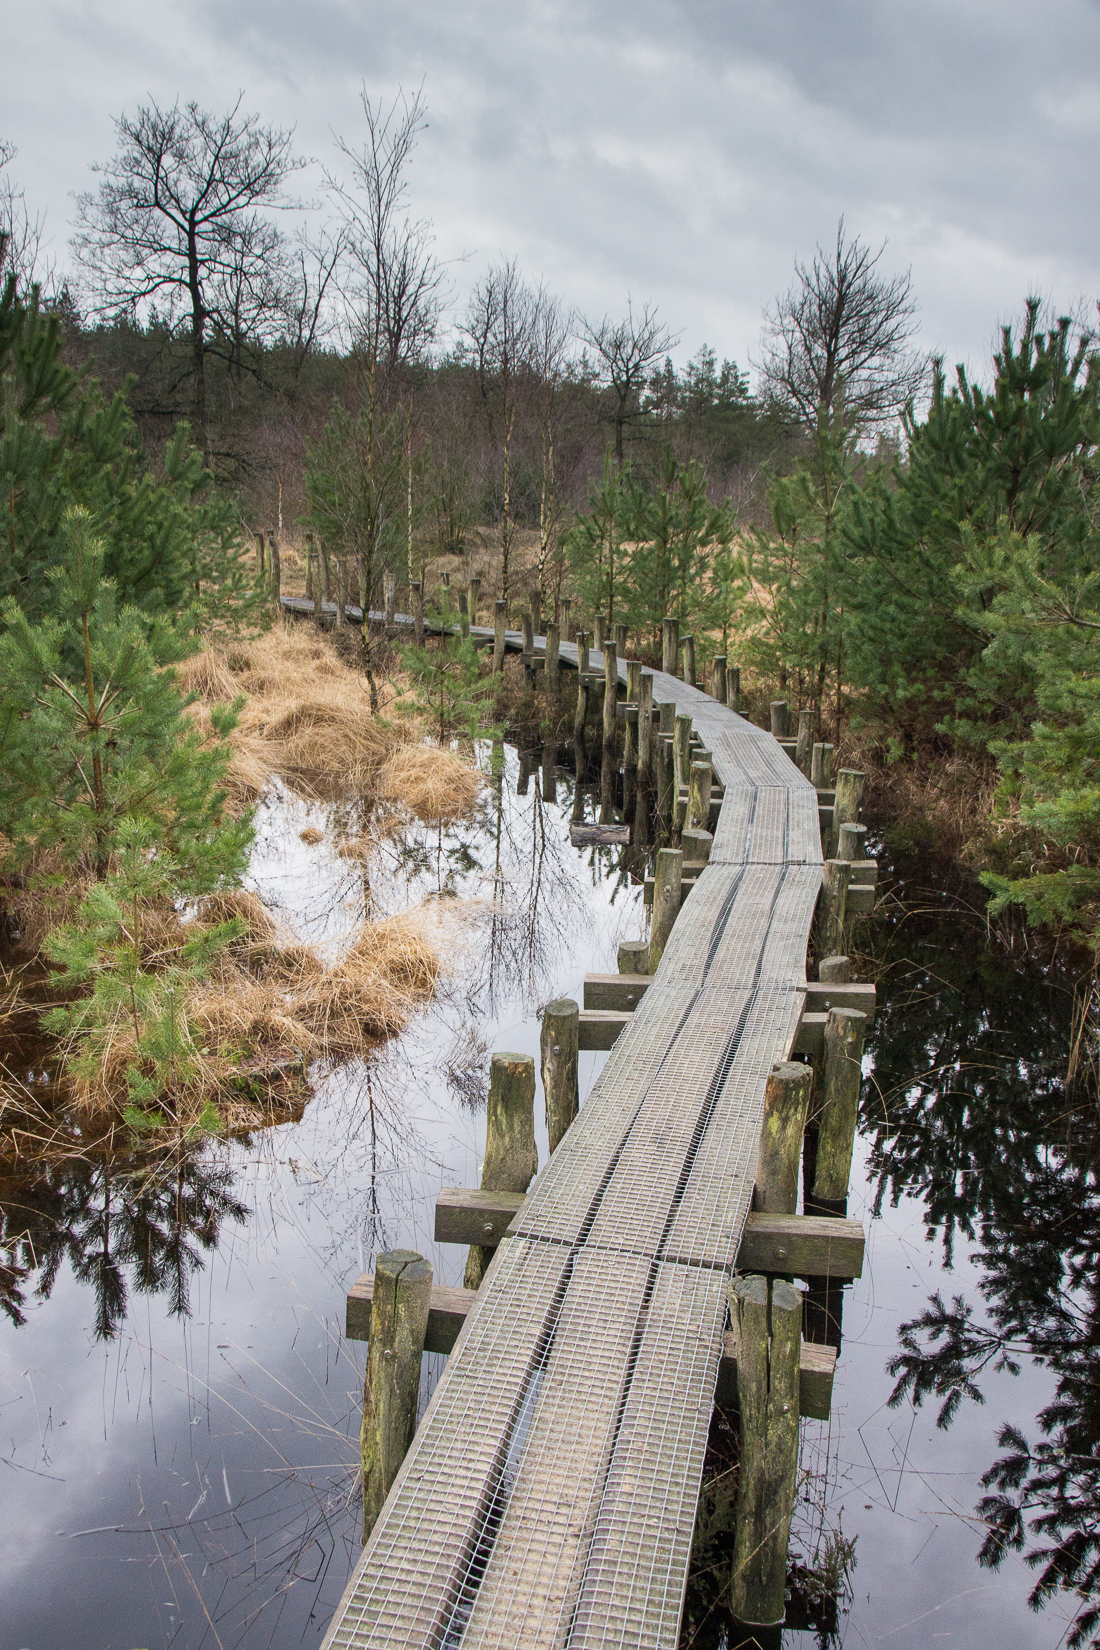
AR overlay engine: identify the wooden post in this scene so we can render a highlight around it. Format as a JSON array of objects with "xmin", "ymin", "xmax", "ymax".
[
  {"xmin": 817, "ymin": 858, "xmax": 850, "ymax": 957},
  {"xmin": 267, "ymin": 533, "xmax": 282, "ymax": 607},
  {"xmin": 638, "ymin": 671, "xmax": 654, "ymax": 781},
  {"xmin": 659, "ymin": 700, "xmax": 676, "ymax": 736},
  {"xmin": 547, "ymin": 622, "xmax": 560, "ymax": 691},
  {"xmin": 681, "ymin": 827, "xmax": 712, "ymax": 865},
  {"xmin": 837, "ymin": 821, "xmax": 868, "ymax": 861},
  {"xmin": 832, "ymin": 769, "xmax": 865, "ymax": 855},
  {"xmin": 558, "ymin": 595, "xmax": 571, "ymax": 638},
  {"xmin": 573, "ymin": 678, "xmax": 590, "ymax": 752},
  {"xmin": 811, "ymin": 1008, "xmax": 867, "ymax": 1208},
  {"xmin": 769, "ymin": 700, "xmax": 789, "ymax": 738},
  {"xmin": 817, "ymin": 955, "xmax": 850, "ymax": 983},
  {"xmin": 542, "ymin": 742, "xmax": 558, "ymax": 805},
  {"xmin": 411, "ymin": 580, "xmax": 424, "ymax": 646},
  {"xmin": 521, "ymin": 611, "xmax": 535, "ymax": 686},
  {"xmin": 661, "ymin": 616, "xmax": 679, "ymax": 674},
  {"xmin": 254, "ymin": 531, "xmax": 266, "ymax": 574},
  {"xmin": 795, "ymin": 708, "xmax": 819, "ymax": 777},
  {"xmin": 673, "ymin": 713, "xmax": 692, "ymax": 793},
  {"xmin": 332, "ymin": 551, "xmax": 346, "ymax": 628},
  {"xmin": 464, "ymin": 1054, "xmax": 538, "ymax": 1288},
  {"xmin": 680, "ymin": 634, "xmax": 696, "ymax": 688},
  {"xmin": 810, "ymin": 743, "xmax": 826, "ymax": 788},
  {"xmin": 618, "ymin": 938, "xmax": 649, "ymax": 974},
  {"xmin": 728, "ymin": 663, "xmax": 741, "ymax": 715},
  {"xmin": 360, "ymin": 1249, "xmax": 433, "ymax": 1540},
  {"xmin": 820, "ymin": 743, "xmax": 836, "ymax": 787},
  {"xmin": 623, "ymin": 660, "xmax": 641, "ymax": 771},
  {"xmin": 457, "ymin": 589, "xmax": 470, "ymax": 638},
  {"xmin": 711, "ymin": 654, "xmax": 727, "ymax": 704},
  {"xmin": 320, "ymin": 537, "xmax": 334, "ymax": 603},
  {"xmin": 384, "ymin": 569, "xmax": 396, "ymax": 632},
  {"xmin": 656, "ymin": 734, "xmax": 674, "ymax": 822},
  {"xmin": 441, "ymin": 570, "xmax": 451, "ymax": 590},
  {"xmin": 688, "ymin": 758, "xmax": 712, "ymax": 831},
  {"xmin": 576, "ymin": 630, "xmax": 590, "ymax": 676},
  {"xmin": 540, "ymin": 999, "xmax": 579, "ymax": 1154},
  {"xmin": 593, "ymin": 613, "xmax": 606, "ymax": 651},
  {"xmin": 531, "ymin": 590, "xmax": 541, "ymax": 638},
  {"xmin": 468, "ymin": 576, "xmax": 481, "ymax": 626},
  {"xmin": 493, "ymin": 599, "xmax": 507, "ymax": 673},
  {"xmin": 602, "ymin": 641, "xmax": 618, "ymax": 750},
  {"xmin": 614, "ymin": 620, "xmax": 628, "ymax": 655},
  {"xmin": 729, "ymin": 1275, "xmax": 802, "ymax": 1626},
  {"xmin": 648, "ymin": 847, "xmax": 682, "ymax": 973},
  {"xmin": 755, "ymin": 1062, "xmax": 813, "ymax": 1215}
]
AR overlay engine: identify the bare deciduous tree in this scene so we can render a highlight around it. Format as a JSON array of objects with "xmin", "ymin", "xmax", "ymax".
[
  {"xmin": 528, "ymin": 284, "xmax": 575, "ymax": 612},
  {"xmin": 72, "ymin": 98, "xmax": 304, "ymax": 456},
  {"xmin": 460, "ymin": 260, "xmax": 535, "ymax": 601},
  {"xmin": 580, "ymin": 299, "xmax": 679, "ymax": 464},
  {"xmin": 0, "ymin": 142, "xmax": 51, "ymax": 290},
  {"xmin": 757, "ymin": 219, "xmax": 925, "ymax": 434}
]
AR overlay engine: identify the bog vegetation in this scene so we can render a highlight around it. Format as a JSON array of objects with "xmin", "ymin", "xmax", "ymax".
[{"xmin": 2, "ymin": 86, "xmax": 1100, "ymax": 1136}]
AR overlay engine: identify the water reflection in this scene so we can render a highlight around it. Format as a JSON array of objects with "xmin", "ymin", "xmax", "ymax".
[{"xmin": 861, "ymin": 850, "xmax": 1099, "ymax": 1645}]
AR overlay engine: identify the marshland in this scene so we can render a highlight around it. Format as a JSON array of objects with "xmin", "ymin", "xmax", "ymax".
[{"xmin": 4, "ymin": 84, "xmax": 1100, "ymax": 1650}]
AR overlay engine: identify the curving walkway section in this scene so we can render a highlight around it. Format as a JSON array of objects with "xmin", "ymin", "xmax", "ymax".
[{"xmin": 319, "ymin": 628, "xmax": 822, "ymax": 1650}]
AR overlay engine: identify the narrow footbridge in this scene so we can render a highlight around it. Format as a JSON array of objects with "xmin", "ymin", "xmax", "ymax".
[{"xmin": 319, "ymin": 625, "xmax": 829, "ymax": 1649}]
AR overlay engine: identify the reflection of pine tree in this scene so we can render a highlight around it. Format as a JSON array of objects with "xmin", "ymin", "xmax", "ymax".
[
  {"xmin": 0, "ymin": 1148, "xmax": 248, "ymax": 1337},
  {"xmin": 864, "ymin": 843, "xmax": 1100, "ymax": 1645}
]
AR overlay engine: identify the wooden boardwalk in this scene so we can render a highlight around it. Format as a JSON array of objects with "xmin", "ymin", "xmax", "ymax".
[{"xmin": 315, "ymin": 613, "xmax": 822, "ymax": 1650}]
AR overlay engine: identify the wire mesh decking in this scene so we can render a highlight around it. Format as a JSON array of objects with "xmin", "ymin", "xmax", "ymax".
[{"xmin": 320, "ymin": 632, "xmax": 822, "ymax": 1650}]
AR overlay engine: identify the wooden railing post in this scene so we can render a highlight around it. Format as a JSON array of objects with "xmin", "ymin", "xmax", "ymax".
[
  {"xmin": 755, "ymin": 1062, "xmax": 813, "ymax": 1214},
  {"xmin": 795, "ymin": 707, "xmax": 819, "ymax": 776},
  {"xmin": 710, "ymin": 654, "xmax": 727, "ymax": 704},
  {"xmin": 729, "ymin": 1275, "xmax": 802, "ymax": 1626},
  {"xmin": 831, "ymin": 769, "xmax": 865, "ymax": 855},
  {"xmin": 661, "ymin": 615, "xmax": 679, "ymax": 674},
  {"xmin": 648, "ymin": 847, "xmax": 683, "ymax": 973},
  {"xmin": 468, "ymin": 575, "xmax": 481, "ymax": 626},
  {"xmin": 816, "ymin": 858, "xmax": 850, "ymax": 957},
  {"xmin": 769, "ymin": 700, "xmax": 789, "ymax": 738},
  {"xmin": 688, "ymin": 757, "xmax": 712, "ymax": 832},
  {"xmin": 811, "ymin": 1007, "xmax": 866, "ymax": 1210},
  {"xmin": 602, "ymin": 641, "xmax": 618, "ymax": 750},
  {"xmin": 638, "ymin": 671, "xmax": 654, "ymax": 782},
  {"xmin": 464, "ymin": 1054, "xmax": 538, "ymax": 1287},
  {"xmin": 361, "ymin": 1249, "xmax": 433, "ymax": 1541},
  {"xmin": 541, "ymin": 999, "xmax": 579, "ymax": 1153},
  {"xmin": 673, "ymin": 713, "xmax": 693, "ymax": 795},
  {"xmin": 411, "ymin": 579, "xmax": 423, "ymax": 646},
  {"xmin": 727, "ymin": 663, "xmax": 741, "ymax": 715},
  {"xmin": 680, "ymin": 634, "xmax": 696, "ymax": 688}
]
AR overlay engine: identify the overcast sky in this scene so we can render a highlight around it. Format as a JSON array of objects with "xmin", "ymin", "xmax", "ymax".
[{"xmin": 5, "ymin": 0, "xmax": 1100, "ymax": 385}]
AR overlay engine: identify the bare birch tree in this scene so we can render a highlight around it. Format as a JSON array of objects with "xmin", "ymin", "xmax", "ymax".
[
  {"xmin": 580, "ymin": 299, "xmax": 679, "ymax": 465},
  {"xmin": 757, "ymin": 218, "xmax": 925, "ymax": 434},
  {"xmin": 461, "ymin": 261, "xmax": 534, "ymax": 603}
]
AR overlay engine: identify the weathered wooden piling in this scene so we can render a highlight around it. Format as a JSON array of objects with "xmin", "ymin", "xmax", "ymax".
[
  {"xmin": 769, "ymin": 700, "xmax": 789, "ymax": 738},
  {"xmin": 810, "ymin": 742, "xmax": 825, "ymax": 787},
  {"xmin": 360, "ymin": 1249, "xmax": 433, "ymax": 1541},
  {"xmin": 493, "ymin": 599, "xmax": 507, "ymax": 673},
  {"xmin": 648, "ymin": 847, "xmax": 683, "ymax": 972},
  {"xmin": 547, "ymin": 621, "xmax": 560, "ymax": 689},
  {"xmin": 811, "ymin": 1008, "xmax": 867, "ymax": 1209},
  {"xmin": 638, "ymin": 671, "xmax": 654, "ymax": 781},
  {"xmin": 681, "ymin": 634, "xmax": 696, "ymax": 688},
  {"xmin": 576, "ymin": 630, "xmax": 591, "ymax": 675},
  {"xmin": 817, "ymin": 858, "xmax": 850, "ymax": 957},
  {"xmin": 531, "ymin": 590, "xmax": 541, "ymax": 637},
  {"xmin": 558, "ymin": 595, "xmax": 571, "ymax": 638},
  {"xmin": 457, "ymin": 588, "xmax": 470, "ymax": 637},
  {"xmin": 468, "ymin": 575, "xmax": 481, "ymax": 626},
  {"xmin": 310, "ymin": 549, "xmax": 323, "ymax": 624},
  {"xmin": 593, "ymin": 613, "xmax": 607, "ymax": 651},
  {"xmin": 602, "ymin": 641, "xmax": 618, "ymax": 749},
  {"xmin": 662, "ymin": 615, "xmax": 680, "ymax": 674},
  {"xmin": 837, "ymin": 821, "xmax": 868, "ymax": 861},
  {"xmin": 817, "ymin": 954, "xmax": 850, "ymax": 983},
  {"xmin": 688, "ymin": 757, "xmax": 712, "ymax": 832},
  {"xmin": 819, "ymin": 743, "xmax": 836, "ymax": 787},
  {"xmin": 624, "ymin": 660, "xmax": 641, "ymax": 770},
  {"xmin": 573, "ymin": 678, "xmax": 590, "ymax": 751},
  {"xmin": 832, "ymin": 768, "xmax": 865, "ymax": 854},
  {"xmin": 254, "ymin": 530, "xmax": 266, "ymax": 574},
  {"xmin": 711, "ymin": 654, "xmax": 727, "ymax": 704},
  {"xmin": 755, "ymin": 1062, "xmax": 813, "ymax": 1215},
  {"xmin": 615, "ymin": 620, "xmax": 628, "ymax": 655},
  {"xmin": 674, "ymin": 713, "xmax": 693, "ymax": 793},
  {"xmin": 656, "ymin": 735, "xmax": 675, "ymax": 822},
  {"xmin": 659, "ymin": 700, "xmax": 676, "ymax": 736},
  {"xmin": 464, "ymin": 1054, "xmax": 538, "ymax": 1288},
  {"xmin": 540, "ymin": 999, "xmax": 580, "ymax": 1154},
  {"xmin": 729, "ymin": 1275, "xmax": 802, "ymax": 1627},
  {"xmin": 728, "ymin": 663, "xmax": 741, "ymax": 715},
  {"xmin": 542, "ymin": 742, "xmax": 558, "ymax": 805},
  {"xmin": 681, "ymin": 827, "xmax": 712, "ymax": 865},
  {"xmin": 795, "ymin": 708, "xmax": 819, "ymax": 777},
  {"xmin": 618, "ymin": 938, "xmax": 650, "ymax": 974}
]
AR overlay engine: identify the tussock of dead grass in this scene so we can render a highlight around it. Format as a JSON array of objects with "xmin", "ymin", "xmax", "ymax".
[
  {"xmin": 378, "ymin": 745, "xmax": 483, "ymax": 825},
  {"xmin": 63, "ymin": 893, "xmax": 440, "ymax": 1118}
]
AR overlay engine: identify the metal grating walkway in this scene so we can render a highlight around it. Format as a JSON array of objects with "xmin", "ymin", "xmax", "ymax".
[{"xmin": 320, "ymin": 633, "xmax": 821, "ymax": 1650}]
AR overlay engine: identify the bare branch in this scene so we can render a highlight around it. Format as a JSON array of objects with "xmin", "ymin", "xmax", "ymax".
[{"xmin": 579, "ymin": 298, "xmax": 680, "ymax": 463}]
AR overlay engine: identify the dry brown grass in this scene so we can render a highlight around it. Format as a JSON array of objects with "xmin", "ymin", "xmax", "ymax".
[
  {"xmin": 56, "ymin": 890, "xmax": 440, "ymax": 1120},
  {"xmin": 377, "ymin": 745, "xmax": 483, "ymax": 825}
]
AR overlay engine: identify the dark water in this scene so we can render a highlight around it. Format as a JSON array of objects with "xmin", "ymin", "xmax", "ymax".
[{"xmin": 2, "ymin": 760, "xmax": 1097, "ymax": 1650}]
